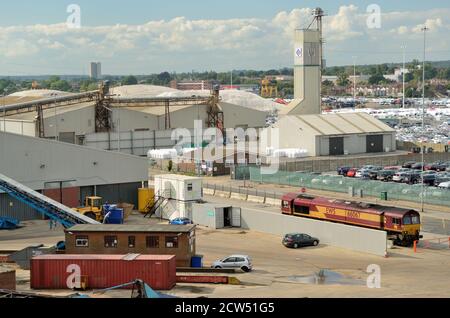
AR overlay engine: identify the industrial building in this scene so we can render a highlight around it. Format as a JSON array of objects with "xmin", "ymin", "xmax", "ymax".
[
  {"xmin": 65, "ymin": 224, "xmax": 196, "ymax": 267},
  {"xmin": 276, "ymin": 113, "xmax": 396, "ymax": 156},
  {"xmin": 273, "ymin": 11, "xmax": 396, "ymax": 157},
  {"xmin": 0, "ymin": 131, "xmax": 148, "ymax": 221},
  {"xmin": 1, "ymin": 84, "xmax": 269, "ymax": 149}
]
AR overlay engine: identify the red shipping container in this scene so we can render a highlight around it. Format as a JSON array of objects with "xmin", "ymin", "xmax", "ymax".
[{"xmin": 31, "ymin": 254, "xmax": 176, "ymax": 291}]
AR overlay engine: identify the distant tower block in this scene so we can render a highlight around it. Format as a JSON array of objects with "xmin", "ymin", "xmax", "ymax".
[{"xmin": 282, "ymin": 29, "xmax": 322, "ymax": 115}]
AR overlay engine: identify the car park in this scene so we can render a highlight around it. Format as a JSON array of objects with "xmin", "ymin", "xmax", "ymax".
[
  {"xmin": 212, "ymin": 255, "xmax": 253, "ymax": 272},
  {"xmin": 282, "ymin": 233, "xmax": 320, "ymax": 249},
  {"xmin": 412, "ymin": 162, "xmax": 425, "ymax": 170}
]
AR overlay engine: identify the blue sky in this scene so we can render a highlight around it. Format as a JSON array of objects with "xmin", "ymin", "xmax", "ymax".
[{"xmin": 0, "ymin": 1, "xmax": 449, "ymax": 75}]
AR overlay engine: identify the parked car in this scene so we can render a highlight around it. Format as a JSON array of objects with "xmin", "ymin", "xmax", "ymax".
[
  {"xmin": 438, "ymin": 182, "xmax": 450, "ymax": 189},
  {"xmin": 169, "ymin": 217, "xmax": 193, "ymax": 225},
  {"xmin": 282, "ymin": 233, "xmax": 320, "ymax": 249},
  {"xmin": 377, "ymin": 170, "xmax": 396, "ymax": 182},
  {"xmin": 404, "ymin": 171, "xmax": 422, "ymax": 184},
  {"xmin": 346, "ymin": 168, "xmax": 358, "ymax": 178},
  {"xmin": 420, "ymin": 172, "xmax": 437, "ymax": 186},
  {"xmin": 411, "ymin": 162, "xmax": 425, "ymax": 170},
  {"xmin": 367, "ymin": 167, "xmax": 383, "ymax": 180},
  {"xmin": 337, "ymin": 166, "xmax": 352, "ymax": 176},
  {"xmin": 212, "ymin": 255, "xmax": 253, "ymax": 272},
  {"xmin": 393, "ymin": 172, "xmax": 408, "ymax": 183},
  {"xmin": 402, "ymin": 161, "xmax": 416, "ymax": 169},
  {"xmin": 425, "ymin": 162, "xmax": 448, "ymax": 172},
  {"xmin": 384, "ymin": 166, "xmax": 401, "ymax": 171}
]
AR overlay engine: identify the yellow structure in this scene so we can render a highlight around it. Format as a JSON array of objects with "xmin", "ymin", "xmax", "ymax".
[
  {"xmin": 260, "ymin": 78, "xmax": 278, "ymax": 98},
  {"xmin": 73, "ymin": 196, "xmax": 104, "ymax": 221},
  {"xmin": 138, "ymin": 188, "xmax": 155, "ymax": 214}
]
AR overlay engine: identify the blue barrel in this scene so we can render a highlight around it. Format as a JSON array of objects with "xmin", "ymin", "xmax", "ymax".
[
  {"xmin": 105, "ymin": 208, "xmax": 124, "ymax": 224},
  {"xmin": 191, "ymin": 255, "xmax": 204, "ymax": 268}
]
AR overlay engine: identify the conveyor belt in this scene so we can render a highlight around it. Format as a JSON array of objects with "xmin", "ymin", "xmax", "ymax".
[{"xmin": 0, "ymin": 173, "xmax": 100, "ymax": 228}]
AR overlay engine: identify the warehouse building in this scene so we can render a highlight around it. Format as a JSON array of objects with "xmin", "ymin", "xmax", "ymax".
[
  {"xmin": 3, "ymin": 85, "xmax": 269, "ymax": 146},
  {"xmin": 0, "ymin": 131, "xmax": 148, "ymax": 221},
  {"xmin": 65, "ymin": 224, "xmax": 196, "ymax": 267},
  {"xmin": 275, "ymin": 112, "xmax": 397, "ymax": 156}
]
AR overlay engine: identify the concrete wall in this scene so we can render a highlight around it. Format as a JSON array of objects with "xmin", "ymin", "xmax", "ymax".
[
  {"xmin": 239, "ymin": 208, "xmax": 387, "ymax": 256},
  {"xmin": 0, "ymin": 131, "xmax": 148, "ymax": 190}
]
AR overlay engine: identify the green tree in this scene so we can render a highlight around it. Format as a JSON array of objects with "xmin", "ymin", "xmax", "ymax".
[
  {"xmin": 368, "ymin": 74, "xmax": 385, "ymax": 85},
  {"xmin": 336, "ymin": 73, "xmax": 350, "ymax": 87},
  {"xmin": 121, "ymin": 75, "xmax": 138, "ymax": 86}
]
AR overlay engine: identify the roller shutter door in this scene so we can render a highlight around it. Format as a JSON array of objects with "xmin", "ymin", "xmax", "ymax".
[{"xmin": 367, "ymin": 135, "xmax": 384, "ymax": 153}]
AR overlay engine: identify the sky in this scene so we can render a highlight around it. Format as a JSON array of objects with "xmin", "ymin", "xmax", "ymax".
[{"xmin": 0, "ymin": 0, "xmax": 449, "ymax": 75}]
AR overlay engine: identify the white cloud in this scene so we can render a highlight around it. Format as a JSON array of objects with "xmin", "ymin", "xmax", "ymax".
[{"xmin": 0, "ymin": 5, "xmax": 449, "ymax": 73}]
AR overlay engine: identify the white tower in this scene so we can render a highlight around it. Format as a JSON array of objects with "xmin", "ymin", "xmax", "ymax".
[{"xmin": 281, "ymin": 8, "xmax": 324, "ymax": 116}]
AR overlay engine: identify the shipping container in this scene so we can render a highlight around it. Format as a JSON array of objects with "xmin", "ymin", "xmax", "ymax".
[
  {"xmin": 138, "ymin": 188, "xmax": 154, "ymax": 213},
  {"xmin": 192, "ymin": 203, "xmax": 241, "ymax": 229},
  {"xmin": 31, "ymin": 254, "xmax": 176, "ymax": 291}
]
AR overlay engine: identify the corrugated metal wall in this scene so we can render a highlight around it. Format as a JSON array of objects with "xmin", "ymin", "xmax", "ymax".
[
  {"xmin": 80, "ymin": 183, "xmax": 141, "ymax": 207},
  {"xmin": 0, "ymin": 193, "xmax": 42, "ymax": 221}
]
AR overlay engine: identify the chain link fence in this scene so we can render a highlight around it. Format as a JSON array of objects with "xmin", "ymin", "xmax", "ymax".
[{"xmin": 233, "ymin": 166, "xmax": 450, "ymax": 207}]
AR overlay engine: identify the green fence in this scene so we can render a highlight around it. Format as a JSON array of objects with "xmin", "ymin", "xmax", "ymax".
[{"xmin": 249, "ymin": 167, "xmax": 450, "ymax": 207}]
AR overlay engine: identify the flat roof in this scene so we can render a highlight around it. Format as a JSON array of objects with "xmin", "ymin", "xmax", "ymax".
[
  {"xmin": 155, "ymin": 174, "xmax": 202, "ymax": 181},
  {"xmin": 67, "ymin": 224, "xmax": 196, "ymax": 233},
  {"xmin": 32, "ymin": 254, "xmax": 175, "ymax": 261}
]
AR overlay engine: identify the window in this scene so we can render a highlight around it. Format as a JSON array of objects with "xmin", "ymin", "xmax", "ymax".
[
  {"xmin": 146, "ymin": 236, "xmax": 159, "ymax": 248},
  {"xmin": 236, "ymin": 257, "xmax": 245, "ymax": 263},
  {"xmin": 104, "ymin": 236, "xmax": 118, "ymax": 248},
  {"xmin": 223, "ymin": 258, "xmax": 236, "ymax": 263},
  {"xmin": 412, "ymin": 216, "xmax": 420, "ymax": 224},
  {"xmin": 294, "ymin": 205, "xmax": 310, "ymax": 215},
  {"xmin": 392, "ymin": 218, "xmax": 401, "ymax": 226},
  {"xmin": 187, "ymin": 183, "xmax": 193, "ymax": 192},
  {"xmin": 165, "ymin": 236, "xmax": 179, "ymax": 248},
  {"xmin": 128, "ymin": 236, "xmax": 136, "ymax": 248},
  {"xmin": 403, "ymin": 216, "xmax": 412, "ymax": 225},
  {"xmin": 75, "ymin": 236, "xmax": 89, "ymax": 247}
]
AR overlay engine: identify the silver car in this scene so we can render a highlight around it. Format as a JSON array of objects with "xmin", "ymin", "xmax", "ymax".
[{"xmin": 212, "ymin": 255, "xmax": 253, "ymax": 272}]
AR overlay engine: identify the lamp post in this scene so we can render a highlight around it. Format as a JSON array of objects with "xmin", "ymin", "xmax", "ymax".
[
  {"xmin": 401, "ymin": 45, "xmax": 406, "ymax": 109},
  {"xmin": 51, "ymin": 93, "xmax": 58, "ymax": 141},
  {"xmin": 352, "ymin": 56, "xmax": 357, "ymax": 102},
  {"xmin": 421, "ymin": 26, "xmax": 428, "ymax": 214},
  {"xmin": 2, "ymin": 89, "xmax": 6, "ymax": 132}
]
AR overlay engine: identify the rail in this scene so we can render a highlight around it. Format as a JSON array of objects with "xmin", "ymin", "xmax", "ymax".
[{"xmin": 0, "ymin": 173, "xmax": 100, "ymax": 228}]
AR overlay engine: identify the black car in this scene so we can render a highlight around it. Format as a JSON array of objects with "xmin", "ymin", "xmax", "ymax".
[
  {"xmin": 282, "ymin": 233, "xmax": 319, "ymax": 249},
  {"xmin": 402, "ymin": 161, "xmax": 416, "ymax": 169},
  {"xmin": 425, "ymin": 162, "xmax": 448, "ymax": 172},
  {"xmin": 377, "ymin": 170, "xmax": 396, "ymax": 182},
  {"xmin": 337, "ymin": 166, "xmax": 351, "ymax": 176},
  {"xmin": 421, "ymin": 173, "xmax": 437, "ymax": 186},
  {"xmin": 368, "ymin": 167, "xmax": 383, "ymax": 180},
  {"xmin": 404, "ymin": 171, "xmax": 422, "ymax": 184},
  {"xmin": 411, "ymin": 162, "xmax": 425, "ymax": 170}
]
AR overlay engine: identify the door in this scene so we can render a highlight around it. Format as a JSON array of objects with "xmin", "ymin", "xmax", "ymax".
[
  {"xmin": 329, "ymin": 137, "xmax": 344, "ymax": 156},
  {"xmin": 231, "ymin": 207, "xmax": 241, "ymax": 227},
  {"xmin": 224, "ymin": 208, "xmax": 232, "ymax": 227},
  {"xmin": 366, "ymin": 135, "xmax": 384, "ymax": 153},
  {"xmin": 222, "ymin": 257, "xmax": 236, "ymax": 268},
  {"xmin": 59, "ymin": 132, "xmax": 76, "ymax": 144}
]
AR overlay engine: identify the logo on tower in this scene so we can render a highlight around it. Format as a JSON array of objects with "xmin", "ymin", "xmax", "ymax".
[{"xmin": 295, "ymin": 48, "xmax": 303, "ymax": 58}]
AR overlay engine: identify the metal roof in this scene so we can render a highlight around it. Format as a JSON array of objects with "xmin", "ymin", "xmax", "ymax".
[
  {"xmin": 67, "ymin": 224, "xmax": 196, "ymax": 233},
  {"xmin": 281, "ymin": 113, "xmax": 395, "ymax": 136}
]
